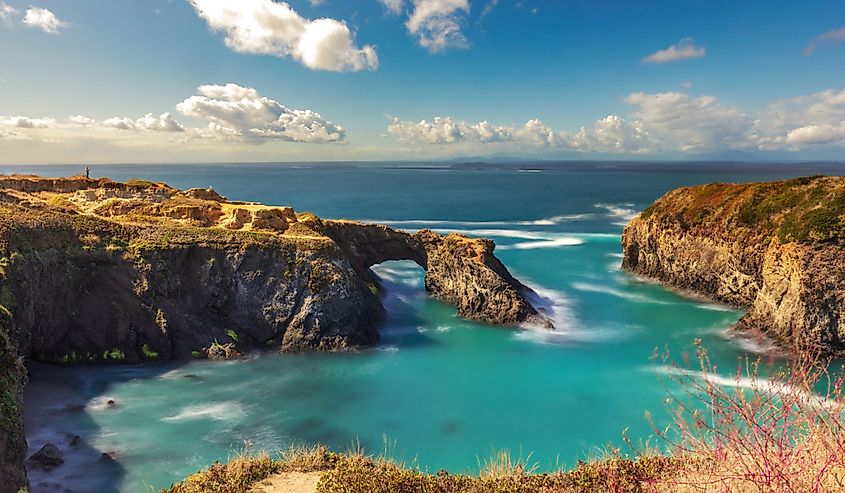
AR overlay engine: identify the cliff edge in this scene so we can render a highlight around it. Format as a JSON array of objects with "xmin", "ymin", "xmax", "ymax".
[
  {"xmin": 0, "ymin": 175, "xmax": 550, "ymax": 493},
  {"xmin": 622, "ymin": 175, "xmax": 845, "ymax": 356}
]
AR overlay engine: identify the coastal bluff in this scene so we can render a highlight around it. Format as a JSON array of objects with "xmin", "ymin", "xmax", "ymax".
[
  {"xmin": 0, "ymin": 175, "xmax": 550, "ymax": 493},
  {"xmin": 622, "ymin": 175, "xmax": 845, "ymax": 356}
]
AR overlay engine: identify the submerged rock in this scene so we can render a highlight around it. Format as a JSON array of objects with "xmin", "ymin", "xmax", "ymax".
[
  {"xmin": 27, "ymin": 443, "xmax": 64, "ymax": 471},
  {"xmin": 622, "ymin": 175, "xmax": 845, "ymax": 356}
]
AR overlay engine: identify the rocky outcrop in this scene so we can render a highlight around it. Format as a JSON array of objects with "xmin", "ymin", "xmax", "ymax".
[
  {"xmin": 0, "ymin": 175, "xmax": 550, "ymax": 492},
  {"xmin": 622, "ymin": 175, "xmax": 845, "ymax": 355},
  {"xmin": 320, "ymin": 222, "xmax": 550, "ymax": 327}
]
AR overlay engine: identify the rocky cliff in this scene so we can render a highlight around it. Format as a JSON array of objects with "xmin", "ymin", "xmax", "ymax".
[
  {"xmin": 0, "ymin": 175, "xmax": 550, "ymax": 493},
  {"xmin": 622, "ymin": 175, "xmax": 845, "ymax": 356}
]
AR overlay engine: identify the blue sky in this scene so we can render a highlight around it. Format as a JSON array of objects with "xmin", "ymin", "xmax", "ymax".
[{"xmin": 0, "ymin": 0, "xmax": 844, "ymax": 163}]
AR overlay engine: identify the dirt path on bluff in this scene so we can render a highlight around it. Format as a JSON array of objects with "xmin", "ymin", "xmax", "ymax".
[{"xmin": 249, "ymin": 472, "xmax": 321, "ymax": 493}]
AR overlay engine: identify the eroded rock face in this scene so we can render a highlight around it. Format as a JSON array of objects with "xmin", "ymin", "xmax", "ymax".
[
  {"xmin": 320, "ymin": 221, "xmax": 551, "ymax": 327},
  {"xmin": 622, "ymin": 176, "xmax": 845, "ymax": 355},
  {"xmin": 0, "ymin": 175, "xmax": 550, "ymax": 490},
  {"xmin": 416, "ymin": 230, "xmax": 551, "ymax": 327},
  {"xmin": 0, "ymin": 177, "xmax": 547, "ymax": 359}
]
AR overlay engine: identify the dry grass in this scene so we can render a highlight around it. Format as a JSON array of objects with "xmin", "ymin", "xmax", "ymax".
[
  {"xmin": 649, "ymin": 343, "xmax": 845, "ymax": 492},
  {"xmin": 161, "ymin": 343, "xmax": 845, "ymax": 493}
]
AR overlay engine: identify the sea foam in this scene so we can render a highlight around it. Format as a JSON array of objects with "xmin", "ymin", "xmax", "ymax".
[{"xmin": 162, "ymin": 401, "xmax": 245, "ymax": 422}]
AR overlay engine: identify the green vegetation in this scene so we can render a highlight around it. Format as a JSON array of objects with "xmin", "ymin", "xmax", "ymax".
[
  {"xmin": 141, "ymin": 343, "xmax": 159, "ymax": 360},
  {"xmin": 225, "ymin": 329, "xmax": 239, "ymax": 343},
  {"xmin": 103, "ymin": 348, "xmax": 126, "ymax": 361},
  {"xmin": 640, "ymin": 176, "xmax": 845, "ymax": 245}
]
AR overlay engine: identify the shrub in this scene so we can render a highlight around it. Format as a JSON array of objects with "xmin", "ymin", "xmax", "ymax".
[{"xmin": 651, "ymin": 343, "xmax": 845, "ymax": 492}]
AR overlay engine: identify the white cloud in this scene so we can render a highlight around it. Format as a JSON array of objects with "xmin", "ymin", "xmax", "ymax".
[
  {"xmin": 569, "ymin": 115, "xmax": 653, "ymax": 153},
  {"xmin": 0, "ymin": 2, "xmax": 17, "ymax": 23},
  {"xmin": 308, "ymin": 0, "xmax": 325, "ymax": 6},
  {"xmin": 103, "ymin": 113, "xmax": 185, "ymax": 132},
  {"xmin": 379, "ymin": 0, "xmax": 404, "ymax": 16},
  {"xmin": 480, "ymin": 0, "xmax": 498, "ymax": 18},
  {"xmin": 22, "ymin": 7, "xmax": 66, "ymax": 34},
  {"xmin": 2, "ymin": 116, "xmax": 56, "ymax": 129},
  {"xmin": 624, "ymin": 92, "xmax": 751, "ymax": 151},
  {"xmin": 406, "ymin": 0, "xmax": 470, "ymax": 52},
  {"xmin": 176, "ymin": 83, "xmax": 345, "ymax": 143},
  {"xmin": 753, "ymin": 88, "xmax": 845, "ymax": 149},
  {"xmin": 805, "ymin": 26, "xmax": 845, "ymax": 55},
  {"xmin": 69, "ymin": 115, "xmax": 96, "ymax": 126},
  {"xmin": 642, "ymin": 38, "xmax": 706, "ymax": 64},
  {"xmin": 387, "ymin": 116, "xmax": 515, "ymax": 144},
  {"xmin": 188, "ymin": 0, "xmax": 377, "ymax": 72}
]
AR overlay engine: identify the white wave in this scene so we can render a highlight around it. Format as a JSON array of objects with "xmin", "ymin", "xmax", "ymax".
[
  {"xmin": 517, "ymin": 169, "xmax": 542, "ymax": 173},
  {"xmin": 649, "ymin": 366, "xmax": 835, "ymax": 408},
  {"xmin": 357, "ymin": 214, "xmax": 594, "ymax": 228},
  {"xmin": 86, "ymin": 396, "xmax": 121, "ymax": 412},
  {"xmin": 571, "ymin": 282, "xmax": 673, "ymax": 304},
  {"xmin": 595, "ymin": 203, "xmax": 639, "ymax": 223},
  {"xmin": 498, "ymin": 237, "xmax": 585, "ymax": 250},
  {"xmin": 695, "ymin": 302, "xmax": 737, "ymax": 312},
  {"xmin": 716, "ymin": 327, "xmax": 779, "ymax": 354},
  {"xmin": 376, "ymin": 345, "xmax": 399, "ymax": 352},
  {"xmin": 162, "ymin": 401, "xmax": 245, "ymax": 422},
  {"xmin": 431, "ymin": 228, "xmax": 556, "ymax": 240},
  {"xmin": 513, "ymin": 281, "xmax": 633, "ymax": 344}
]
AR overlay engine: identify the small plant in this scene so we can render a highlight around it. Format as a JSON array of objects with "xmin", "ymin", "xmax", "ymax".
[
  {"xmin": 141, "ymin": 343, "xmax": 159, "ymax": 360},
  {"xmin": 651, "ymin": 344, "xmax": 845, "ymax": 492},
  {"xmin": 225, "ymin": 329, "xmax": 239, "ymax": 342},
  {"xmin": 103, "ymin": 348, "xmax": 125, "ymax": 361}
]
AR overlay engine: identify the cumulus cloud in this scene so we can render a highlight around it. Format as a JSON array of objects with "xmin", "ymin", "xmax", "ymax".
[
  {"xmin": 753, "ymin": 88, "xmax": 845, "ymax": 149},
  {"xmin": 188, "ymin": 0, "xmax": 377, "ymax": 72},
  {"xmin": 2, "ymin": 116, "xmax": 56, "ymax": 129},
  {"xmin": 386, "ymin": 114, "xmax": 652, "ymax": 153},
  {"xmin": 176, "ymin": 83, "xmax": 345, "ymax": 143},
  {"xmin": 387, "ymin": 86, "xmax": 845, "ymax": 154},
  {"xmin": 102, "ymin": 113, "xmax": 185, "ymax": 132},
  {"xmin": 805, "ymin": 26, "xmax": 845, "ymax": 55},
  {"xmin": 642, "ymin": 38, "xmax": 706, "ymax": 64},
  {"xmin": 379, "ymin": 0, "xmax": 405, "ymax": 16},
  {"xmin": 406, "ymin": 0, "xmax": 470, "ymax": 52},
  {"xmin": 22, "ymin": 7, "xmax": 66, "ymax": 34},
  {"xmin": 624, "ymin": 92, "xmax": 751, "ymax": 151}
]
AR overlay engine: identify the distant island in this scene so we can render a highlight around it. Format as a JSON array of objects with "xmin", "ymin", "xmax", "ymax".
[{"xmin": 0, "ymin": 175, "xmax": 549, "ymax": 493}]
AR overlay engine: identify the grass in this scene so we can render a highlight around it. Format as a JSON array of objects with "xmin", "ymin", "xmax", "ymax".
[{"xmin": 638, "ymin": 175, "xmax": 845, "ymax": 245}]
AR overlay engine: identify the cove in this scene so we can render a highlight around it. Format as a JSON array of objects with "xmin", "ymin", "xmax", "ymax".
[{"xmin": 14, "ymin": 161, "xmax": 845, "ymax": 493}]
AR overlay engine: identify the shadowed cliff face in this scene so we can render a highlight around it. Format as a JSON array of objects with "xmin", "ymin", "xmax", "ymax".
[
  {"xmin": 622, "ymin": 175, "xmax": 845, "ymax": 356},
  {"xmin": 0, "ymin": 176, "xmax": 550, "ymax": 493}
]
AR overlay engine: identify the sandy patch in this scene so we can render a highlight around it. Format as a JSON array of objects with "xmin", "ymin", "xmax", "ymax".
[{"xmin": 249, "ymin": 472, "xmax": 322, "ymax": 493}]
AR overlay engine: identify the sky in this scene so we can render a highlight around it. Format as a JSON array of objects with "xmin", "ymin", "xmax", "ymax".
[{"xmin": 0, "ymin": 0, "xmax": 844, "ymax": 164}]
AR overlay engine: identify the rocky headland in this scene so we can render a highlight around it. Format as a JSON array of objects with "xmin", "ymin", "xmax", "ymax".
[
  {"xmin": 0, "ymin": 175, "xmax": 550, "ymax": 493},
  {"xmin": 622, "ymin": 175, "xmax": 845, "ymax": 356}
]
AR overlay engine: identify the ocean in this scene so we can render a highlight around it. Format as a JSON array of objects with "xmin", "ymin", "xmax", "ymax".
[{"xmin": 7, "ymin": 161, "xmax": 845, "ymax": 492}]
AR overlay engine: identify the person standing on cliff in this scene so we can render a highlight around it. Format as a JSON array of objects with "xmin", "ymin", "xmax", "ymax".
[{"xmin": 84, "ymin": 165, "xmax": 90, "ymax": 179}]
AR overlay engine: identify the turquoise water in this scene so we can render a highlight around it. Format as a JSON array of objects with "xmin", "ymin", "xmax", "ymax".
[{"xmin": 11, "ymin": 161, "xmax": 845, "ymax": 493}]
